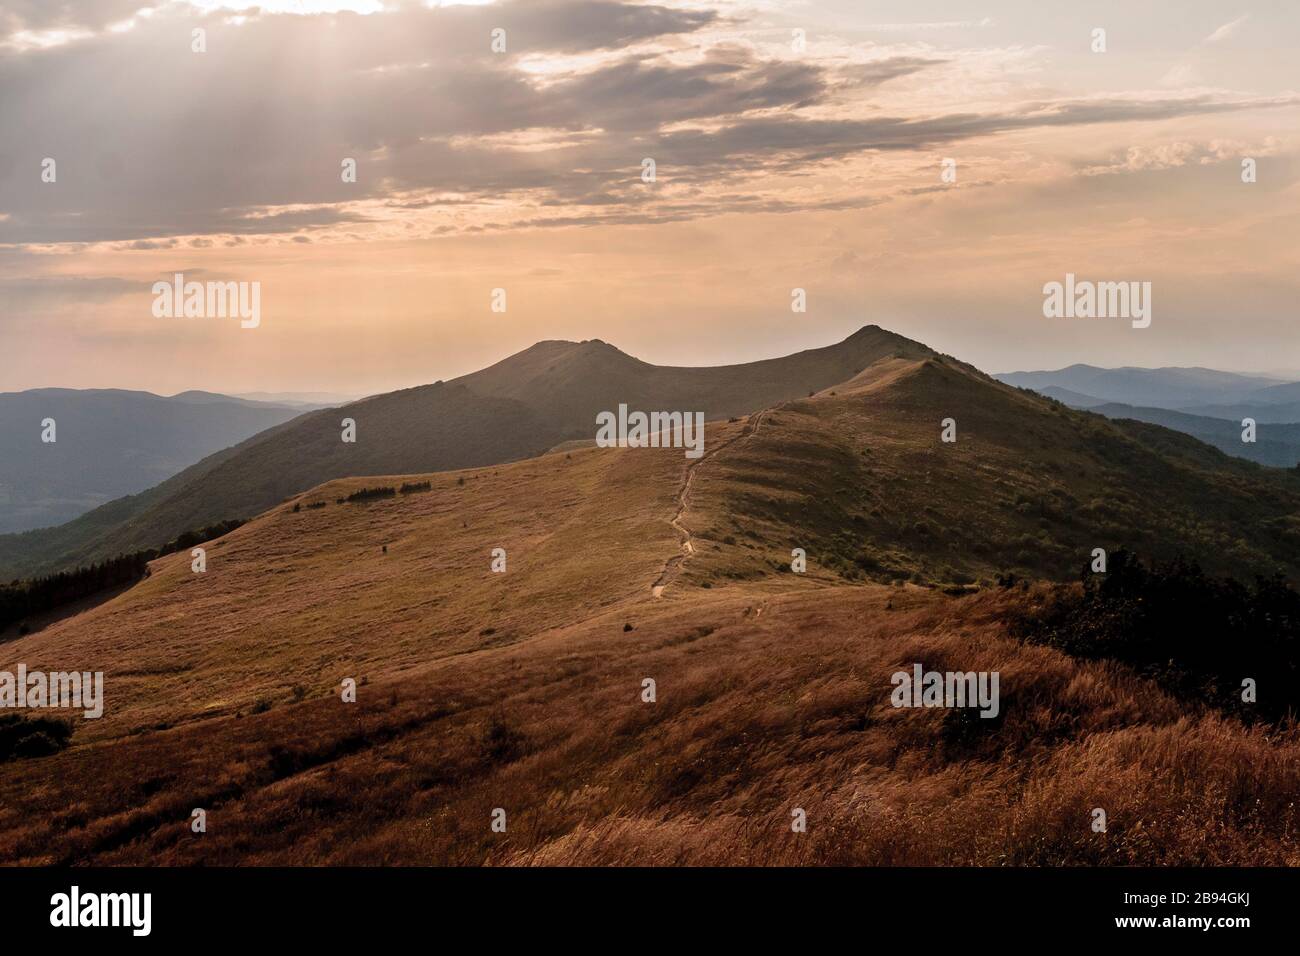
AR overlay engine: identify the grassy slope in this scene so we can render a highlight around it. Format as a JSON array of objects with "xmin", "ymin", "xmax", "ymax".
[
  {"xmin": 2, "ymin": 351, "xmax": 1299, "ymax": 864},
  {"xmin": 682, "ymin": 358, "xmax": 1300, "ymax": 587},
  {"xmin": 0, "ymin": 442, "xmax": 683, "ymax": 744},
  {"xmin": 0, "ymin": 326, "xmax": 930, "ymax": 580}
]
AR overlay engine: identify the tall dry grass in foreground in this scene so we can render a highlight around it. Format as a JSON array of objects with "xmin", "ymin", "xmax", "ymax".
[{"xmin": 0, "ymin": 584, "xmax": 1295, "ymax": 865}]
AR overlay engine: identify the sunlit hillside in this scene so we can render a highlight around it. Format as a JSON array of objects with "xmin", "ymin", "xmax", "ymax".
[{"xmin": 1, "ymin": 344, "xmax": 1298, "ymax": 865}]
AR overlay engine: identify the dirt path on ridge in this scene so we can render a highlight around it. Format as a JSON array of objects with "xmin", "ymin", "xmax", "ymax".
[{"xmin": 650, "ymin": 405, "xmax": 779, "ymax": 598}]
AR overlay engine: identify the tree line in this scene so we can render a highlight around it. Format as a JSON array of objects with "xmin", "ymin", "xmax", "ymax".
[{"xmin": 1, "ymin": 519, "xmax": 245, "ymax": 635}]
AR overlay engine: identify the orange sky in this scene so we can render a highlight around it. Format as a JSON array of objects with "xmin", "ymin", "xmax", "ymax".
[{"xmin": 2, "ymin": 0, "xmax": 1298, "ymax": 394}]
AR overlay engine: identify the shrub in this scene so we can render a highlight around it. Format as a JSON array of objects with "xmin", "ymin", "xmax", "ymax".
[
  {"xmin": 481, "ymin": 714, "xmax": 526, "ymax": 763},
  {"xmin": 1016, "ymin": 549, "xmax": 1300, "ymax": 724},
  {"xmin": 0, "ymin": 714, "xmax": 72, "ymax": 763},
  {"xmin": 159, "ymin": 519, "xmax": 245, "ymax": 556},
  {"xmin": 345, "ymin": 486, "xmax": 397, "ymax": 503}
]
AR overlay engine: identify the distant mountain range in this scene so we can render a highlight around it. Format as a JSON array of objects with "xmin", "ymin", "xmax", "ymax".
[
  {"xmin": 4, "ymin": 330, "xmax": 1300, "ymax": 583},
  {"xmin": 996, "ymin": 365, "xmax": 1290, "ymax": 407},
  {"xmin": 233, "ymin": 391, "xmax": 365, "ymax": 407},
  {"xmin": 1083, "ymin": 404, "xmax": 1300, "ymax": 468},
  {"xmin": 0, "ymin": 389, "xmax": 328, "ymax": 538},
  {"xmin": 996, "ymin": 364, "xmax": 1300, "ymax": 467}
]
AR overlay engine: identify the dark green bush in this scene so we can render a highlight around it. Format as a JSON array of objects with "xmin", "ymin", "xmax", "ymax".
[{"xmin": 1017, "ymin": 549, "xmax": 1299, "ymax": 724}]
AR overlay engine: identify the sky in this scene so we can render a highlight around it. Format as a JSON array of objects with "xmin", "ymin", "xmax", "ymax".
[{"xmin": 1, "ymin": 0, "xmax": 1298, "ymax": 395}]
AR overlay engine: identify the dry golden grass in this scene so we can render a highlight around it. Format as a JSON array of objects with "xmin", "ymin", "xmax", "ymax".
[
  {"xmin": 0, "ymin": 441, "xmax": 682, "ymax": 743},
  {"xmin": 0, "ymin": 581, "xmax": 1296, "ymax": 865},
  {"xmin": 1, "ymin": 364, "xmax": 1297, "ymax": 865}
]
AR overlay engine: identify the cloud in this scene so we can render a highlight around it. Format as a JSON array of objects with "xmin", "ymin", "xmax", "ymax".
[
  {"xmin": 1203, "ymin": 14, "xmax": 1249, "ymax": 45},
  {"xmin": 862, "ymin": 19, "xmax": 993, "ymax": 32},
  {"xmin": 1161, "ymin": 13, "xmax": 1250, "ymax": 86},
  {"xmin": 0, "ymin": 0, "xmax": 717, "ymax": 52},
  {"xmin": 1078, "ymin": 137, "xmax": 1285, "ymax": 177},
  {"xmin": 835, "ymin": 56, "xmax": 947, "ymax": 88},
  {"xmin": 0, "ymin": 0, "xmax": 145, "ymax": 46},
  {"xmin": 0, "ymin": 2, "xmax": 1295, "ymax": 244}
]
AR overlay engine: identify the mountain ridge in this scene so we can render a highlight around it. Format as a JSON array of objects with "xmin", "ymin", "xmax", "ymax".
[
  {"xmin": 0, "ymin": 325, "xmax": 933, "ymax": 579},
  {"xmin": 3, "ymin": 334, "xmax": 1299, "ymax": 865}
]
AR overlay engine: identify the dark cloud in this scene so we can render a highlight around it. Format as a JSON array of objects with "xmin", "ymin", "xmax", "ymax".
[
  {"xmin": 533, "ymin": 49, "xmax": 827, "ymax": 131},
  {"xmin": 644, "ymin": 95, "xmax": 1300, "ymax": 170},
  {"xmin": 0, "ymin": 0, "xmax": 143, "ymax": 40},
  {"xmin": 0, "ymin": 0, "xmax": 716, "ymax": 53},
  {"xmin": 835, "ymin": 56, "xmax": 948, "ymax": 87}
]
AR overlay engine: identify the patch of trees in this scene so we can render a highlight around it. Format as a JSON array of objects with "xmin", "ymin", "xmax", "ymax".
[
  {"xmin": 158, "ymin": 519, "xmax": 244, "ymax": 557},
  {"xmin": 0, "ymin": 714, "xmax": 73, "ymax": 763},
  {"xmin": 0, "ymin": 551, "xmax": 150, "ymax": 633},
  {"xmin": 0, "ymin": 519, "xmax": 245, "ymax": 635},
  {"xmin": 342, "ymin": 486, "xmax": 397, "ymax": 503},
  {"xmin": 399, "ymin": 481, "xmax": 431, "ymax": 494},
  {"xmin": 1016, "ymin": 549, "xmax": 1299, "ymax": 724}
]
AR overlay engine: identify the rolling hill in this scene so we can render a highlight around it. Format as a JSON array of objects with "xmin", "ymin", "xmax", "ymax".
[
  {"xmin": 1180, "ymin": 400, "xmax": 1300, "ymax": 425},
  {"xmin": 1, "ymin": 339, "xmax": 1298, "ymax": 865},
  {"xmin": 1081, "ymin": 403, "xmax": 1300, "ymax": 468},
  {"xmin": 0, "ymin": 326, "xmax": 934, "ymax": 580},
  {"xmin": 998, "ymin": 366, "xmax": 1300, "ymax": 466},
  {"xmin": 679, "ymin": 359, "xmax": 1300, "ymax": 585},
  {"xmin": 0, "ymin": 389, "xmax": 315, "ymax": 536},
  {"xmin": 1035, "ymin": 385, "xmax": 1107, "ymax": 408}
]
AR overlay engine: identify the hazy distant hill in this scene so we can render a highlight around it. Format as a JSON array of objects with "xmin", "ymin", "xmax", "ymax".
[
  {"xmin": 1251, "ymin": 381, "xmax": 1300, "ymax": 404},
  {"xmin": 998, "ymin": 365, "xmax": 1300, "ymax": 462},
  {"xmin": 0, "ymin": 389, "xmax": 313, "ymax": 536},
  {"xmin": 1083, "ymin": 403, "xmax": 1300, "ymax": 468},
  {"xmin": 1180, "ymin": 400, "xmax": 1300, "ymax": 424},
  {"xmin": 233, "ymin": 391, "xmax": 364, "ymax": 407},
  {"xmin": 1036, "ymin": 385, "xmax": 1108, "ymax": 408},
  {"xmin": 0, "ymin": 326, "xmax": 932, "ymax": 579},
  {"xmin": 996, "ymin": 365, "xmax": 1288, "ymax": 408}
]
